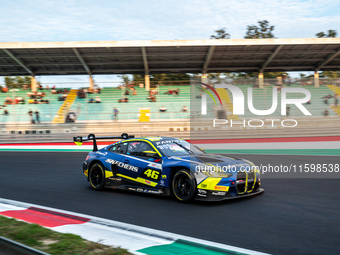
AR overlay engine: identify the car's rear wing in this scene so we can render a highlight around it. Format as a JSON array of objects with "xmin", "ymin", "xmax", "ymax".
[{"xmin": 73, "ymin": 133, "xmax": 135, "ymax": 151}]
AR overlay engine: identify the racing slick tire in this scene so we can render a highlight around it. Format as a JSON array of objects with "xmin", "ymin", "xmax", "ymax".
[
  {"xmin": 172, "ymin": 169, "xmax": 197, "ymax": 202},
  {"xmin": 89, "ymin": 163, "xmax": 105, "ymax": 190}
]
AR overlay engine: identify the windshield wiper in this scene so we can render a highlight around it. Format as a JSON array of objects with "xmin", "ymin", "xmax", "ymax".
[{"xmin": 173, "ymin": 141, "xmax": 194, "ymax": 155}]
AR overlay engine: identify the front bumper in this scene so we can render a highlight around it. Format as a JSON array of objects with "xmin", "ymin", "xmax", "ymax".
[{"xmin": 195, "ymin": 188, "xmax": 264, "ymax": 201}]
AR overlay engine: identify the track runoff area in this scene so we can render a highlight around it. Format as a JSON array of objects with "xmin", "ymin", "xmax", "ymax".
[{"xmin": 0, "ymin": 137, "xmax": 339, "ymax": 254}]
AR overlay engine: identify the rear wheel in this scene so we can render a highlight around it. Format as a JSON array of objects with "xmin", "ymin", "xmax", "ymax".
[
  {"xmin": 89, "ymin": 163, "xmax": 105, "ymax": 190},
  {"xmin": 172, "ymin": 169, "xmax": 196, "ymax": 202}
]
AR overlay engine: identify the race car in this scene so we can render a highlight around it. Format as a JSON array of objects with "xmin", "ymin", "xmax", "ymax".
[{"xmin": 74, "ymin": 133, "xmax": 264, "ymax": 202}]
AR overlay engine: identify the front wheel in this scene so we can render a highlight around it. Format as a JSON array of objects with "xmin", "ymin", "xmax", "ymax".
[
  {"xmin": 89, "ymin": 163, "xmax": 105, "ymax": 190},
  {"xmin": 172, "ymin": 170, "xmax": 196, "ymax": 202}
]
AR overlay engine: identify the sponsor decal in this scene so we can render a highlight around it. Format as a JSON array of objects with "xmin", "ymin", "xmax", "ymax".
[
  {"xmin": 147, "ymin": 162, "xmax": 162, "ymax": 170},
  {"xmin": 212, "ymin": 192, "xmax": 226, "ymax": 196},
  {"xmin": 155, "ymin": 139, "xmax": 182, "ymax": 145},
  {"xmin": 197, "ymin": 193, "xmax": 207, "ymax": 197},
  {"xmin": 160, "ymin": 180, "xmax": 164, "ymax": 185},
  {"xmin": 215, "ymin": 185, "xmax": 228, "ymax": 191},
  {"xmin": 161, "ymin": 175, "xmax": 167, "ymax": 179},
  {"xmin": 145, "ymin": 180, "xmax": 151, "ymax": 185},
  {"xmin": 137, "ymin": 188, "xmax": 144, "ymax": 192},
  {"xmin": 128, "ymin": 187, "xmax": 137, "ymax": 191},
  {"xmin": 105, "ymin": 159, "xmax": 138, "ymax": 172},
  {"xmin": 141, "ymin": 169, "xmax": 161, "ymax": 181},
  {"xmin": 198, "ymin": 189, "xmax": 207, "ymax": 194},
  {"xmin": 96, "ymin": 151, "xmax": 108, "ymax": 156},
  {"xmin": 147, "ymin": 189, "xmax": 160, "ymax": 194},
  {"xmin": 201, "ymin": 184, "xmax": 207, "ymax": 188},
  {"xmin": 108, "ymin": 177, "xmax": 122, "ymax": 181}
]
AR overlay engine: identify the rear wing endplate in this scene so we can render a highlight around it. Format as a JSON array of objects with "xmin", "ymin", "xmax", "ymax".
[{"xmin": 73, "ymin": 133, "xmax": 135, "ymax": 151}]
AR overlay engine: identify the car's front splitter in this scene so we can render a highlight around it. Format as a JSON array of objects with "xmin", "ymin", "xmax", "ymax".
[{"xmin": 195, "ymin": 188, "xmax": 264, "ymax": 201}]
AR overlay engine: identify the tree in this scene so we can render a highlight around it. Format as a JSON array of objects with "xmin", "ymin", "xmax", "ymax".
[
  {"xmin": 244, "ymin": 20, "xmax": 275, "ymax": 39},
  {"xmin": 320, "ymin": 71, "xmax": 340, "ymax": 78},
  {"xmin": 316, "ymin": 29, "xmax": 337, "ymax": 38},
  {"xmin": 210, "ymin": 28, "xmax": 230, "ymax": 39},
  {"xmin": 128, "ymin": 73, "xmax": 191, "ymax": 85},
  {"xmin": 132, "ymin": 74, "xmax": 144, "ymax": 83},
  {"xmin": 119, "ymin": 75, "xmax": 131, "ymax": 84},
  {"xmin": 4, "ymin": 76, "xmax": 31, "ymax": 88}
]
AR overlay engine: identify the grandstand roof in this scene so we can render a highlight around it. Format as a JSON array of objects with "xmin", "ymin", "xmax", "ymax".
[{"xmin": 0, "ymin": 38, "xmax": 339, "ymax": 76}]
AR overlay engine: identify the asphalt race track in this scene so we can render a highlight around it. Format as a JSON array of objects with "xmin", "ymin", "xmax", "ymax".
[{"xmin": 0, "ymin": 152, "xmax": 339, "ymax": 255}]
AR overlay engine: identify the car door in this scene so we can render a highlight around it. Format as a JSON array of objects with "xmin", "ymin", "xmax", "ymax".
[
  {"xmin": 118, "ymin": 141, "xmax": 163, "ymax": 187},
  {"xmin": 105, "ymin": 142, "xmax": 128, "ymax": 175}
]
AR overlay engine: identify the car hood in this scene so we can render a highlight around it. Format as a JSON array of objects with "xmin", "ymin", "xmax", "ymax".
[{"xmin": 168, "ymin": 154, "xmax": 252, "ymax": 171}]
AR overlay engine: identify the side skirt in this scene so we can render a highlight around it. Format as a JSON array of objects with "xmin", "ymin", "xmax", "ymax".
[{"xmin": 104, "ymin": 177, "xmax": 171, "ymax": 196}]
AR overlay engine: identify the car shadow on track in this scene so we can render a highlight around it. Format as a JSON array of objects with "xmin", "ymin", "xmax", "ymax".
[{"xmin": 86, "ymin": 186, "xmax": 264, "ymax": 207}]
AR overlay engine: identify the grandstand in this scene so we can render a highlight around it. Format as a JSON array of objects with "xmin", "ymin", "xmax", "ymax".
[
  {"xmin": 1, "ymin": 83, "xmax": 339, "ymax": 124},
  {"xmin": 71, "ymin": 85, "xmax": 191, "ymax": 121},
  {"xmin": 0, "ymin": 89, "xmax": 65, "ymax": 123}
]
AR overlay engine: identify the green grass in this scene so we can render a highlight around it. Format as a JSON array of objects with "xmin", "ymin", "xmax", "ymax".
[{"xmin": 0, "ymin": 216, "xmax": 131, "ymax": 255}]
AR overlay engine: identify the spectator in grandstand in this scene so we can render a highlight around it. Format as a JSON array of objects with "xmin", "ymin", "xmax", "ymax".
[
  {"xmin": 58, "ymin": 95, "xmax": 66, "ymax": 101},
  {"xmin": 324, "ymin": 94, "xmax": 332, "ymax": 99},
  {"xmin": 89, "ymin": 98, "xmax": 94, "ymax": 103},
  {"xmin": 95, "ymin": 96, "xmax": 101, "ymax": 103},
  {"xmin": 159, "ymin": 106, "xmax": 167, "ymax": 112},
  {"xmin": 88, "ymin": 87, "xmax": 94, "ymax": 94},
  {"xmin": 35, "ymin": 111, "xmax": 40, "ymax": 123},
  {"xmin": 125, "ymin": 89, "xmax": 130, "ymax": 95},
  {"xmin": 164, "ymin": 89, "xmax": 172, "ymax": 95},
  {"xmin": 1, "ymin": 87, "xmax": 8, "ymax": 93},
  {"xmin": 324, "ymin": 98, "xmax": 329, "ymax": 105},
  {"xmin": 51, "ymin": 88, "xmax": 57, "ymax": 94},
  {"xmin": 323, "ymin": 109, "xmax": 329, "ymax": 117},
  {"xmin": 286, "ymin": 106, "xmax": 290, "ymax": 117},
  {"xmin": 173, "ymin": 88, "xmax": 180, "ymax": 95},
  {"xmin": 66, "ymin": 112, "xmax": 76, "ymax": 123},
  {"xmin": 28, "ymin": 110, "xmax": 34, "ymax": 124},
  {"xmin": 97, "ymin": 87, "xmax": 101, "ymax": 94},
  {"xmin": 132, "ymin": 88, "xmax": 137, "ymax": 95},
  {"xmin": 113, "ymin": 107, "xmax": 119, "ymax": 121},
  {"xmin": 118, "ymin": 97, "xmax": 129, "ymax": 103},
  {"xmin": 3, "ymin": 109, "xmax": 9, "ymax": 115},
  {"xmin": 149, "ymin": 89, "xmax": 157, "ymax": 96},
  {"xmin": 38, "ymin": 99, "xmax": 48, "ymax": 104},
  {"xmin": 334, "ymin": 94, "xmax": 338, "ymax": 107},
  {"xmin": 149, "ymin": 96, "xmax": 157, "ymax": 102},
  {"xmin": 182, "ymin": 105, "xmax": 188, "ymax": 112},
  {"xmin": 5, "ymin": 96, "xmax": 12, "ymax": 104},
  {"xmin": 77, "ymin": 88, "xmax": 86, "ymax": 99}
]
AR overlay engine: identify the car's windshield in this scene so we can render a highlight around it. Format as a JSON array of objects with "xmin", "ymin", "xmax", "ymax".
[{"xmin": 153, "ymin": 139, "xmax": 205, "ymax": 157}]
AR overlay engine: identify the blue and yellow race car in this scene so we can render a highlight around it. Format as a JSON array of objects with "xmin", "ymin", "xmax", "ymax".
[{"xmin": 74, "ymin": 133, "xmax": 264, "ymax": 202}]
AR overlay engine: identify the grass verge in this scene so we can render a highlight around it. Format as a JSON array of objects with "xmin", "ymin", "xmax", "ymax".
[{"xmin": 0, "ymin": 215, "xmax": 131, "ymax": 255}]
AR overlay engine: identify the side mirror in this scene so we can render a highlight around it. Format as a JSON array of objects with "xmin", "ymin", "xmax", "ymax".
[{"xmin": 142, "ymin": 151, "xmax": 160, "ymax": 158}]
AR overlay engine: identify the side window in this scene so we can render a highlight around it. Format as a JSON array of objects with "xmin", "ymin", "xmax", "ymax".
[
  {"xmin": 109, "ymin": 143, "xmax": 128, "ymax": 154},
  {"xmin": 127, "ymin": 141, "xmax": 155, "ymax": 157}
]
